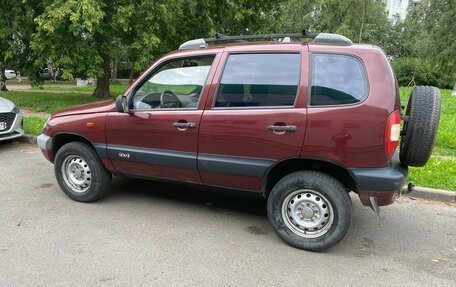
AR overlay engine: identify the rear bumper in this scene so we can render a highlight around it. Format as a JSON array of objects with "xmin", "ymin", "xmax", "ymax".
[
  {"xmin": 37, "ymin": 133, "xmax": 54, "ymax": 162},
  {"xmin": 349, "ymin": 152, "xmax": 408, "ymax": 206}
]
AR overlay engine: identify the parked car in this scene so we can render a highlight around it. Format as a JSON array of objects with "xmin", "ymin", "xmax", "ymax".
[
  {"xmin": 37, "ymin": 32, "xmax": 441, "ymax": 251},
  {"xmin": 4, "ymin": 70, "xmax": 17, "ymax": 80},
  {"xmin": 39, "ymin": 68, "xmax": 62, "ymax": 80},
  {"xmin": 0, "ymin": 97, "xmax": 24, "ymax": 141}
]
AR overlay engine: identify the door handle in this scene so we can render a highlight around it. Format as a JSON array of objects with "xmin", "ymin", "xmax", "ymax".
[
  {"xmin": 268, "ymin": 125, "xmax": 297, "ymax": 132},
  {"xmin": 173, "ymin": 122, "xmax": 196, "ymax": 129}
]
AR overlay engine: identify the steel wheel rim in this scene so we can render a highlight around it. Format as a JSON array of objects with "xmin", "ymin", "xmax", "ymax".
[
  {"xmin": 281, "ymin": 189, "xmax": 334, "ymax": 238},
  {"xmin": 61, "ymin": 155, "xmax": 92, "ymax": 193}
]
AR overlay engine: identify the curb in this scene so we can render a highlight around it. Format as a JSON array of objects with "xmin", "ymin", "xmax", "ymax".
[
  {"xmin": 403, "ymin": 186, "xmax": 455, "ymax": 203},
  {"xmin": 13, "ymin": 134, "xmax": 456, "ymax": 203}
]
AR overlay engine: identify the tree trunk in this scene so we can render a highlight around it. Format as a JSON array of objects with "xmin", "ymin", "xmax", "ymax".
[
  {"xmin": 452, "ymin": 83, "xmax": 456, "ymax": 96},
  {"xmin": 93, "ymin": 55, "xmax": 111, "ymax": 98},
  {"xmin": 358, "ymin": 0, "xmax": 366, "ymax": 43},
  {"xmin": 0, "ymin": 62, "xmax": 8, "ymax": 91},
  {"xmin": 110, "ymin": 58, "xmax": 118, "ymax": 83},
  {"xmin": 129, "ymin": 66, "xmax": 135, "ymax": 84}
]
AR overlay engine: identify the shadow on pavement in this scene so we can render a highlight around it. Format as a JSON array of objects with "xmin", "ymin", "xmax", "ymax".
[{"xmin": 107, "ymin": 176, "xmax": 268, "ymax": 216}]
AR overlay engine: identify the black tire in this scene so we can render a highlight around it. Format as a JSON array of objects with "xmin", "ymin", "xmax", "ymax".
[
  {"xmin": 54, "ymin": 142, "xmax": 111, "ymax": 202},
  {"xmin": 267, "ymin": 171, "xmax": 352, "ymax": 252},
  {"xmin": 400, "ymin": 86, "xmax": 441, "ymax": 167}
]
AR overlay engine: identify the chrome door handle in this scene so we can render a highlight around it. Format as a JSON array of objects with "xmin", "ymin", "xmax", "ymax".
[
  {"xmin": 268, "ymin": 125, "xmax": 297, "ymax": 132},
  {"xmin": 173, "ymin": 122, "xmax": 196, "ymax": 128}
]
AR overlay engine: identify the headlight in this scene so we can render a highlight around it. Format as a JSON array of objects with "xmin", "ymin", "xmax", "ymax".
[{"xmin": 11, "ymin": 106, "xmax": 20, "ymax": 114}]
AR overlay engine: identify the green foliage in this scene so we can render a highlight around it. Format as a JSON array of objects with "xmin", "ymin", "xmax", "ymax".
[
  {"xmin": 275, "ymin": 0, "xmax": 391, "ymax": 44},
  {"xmin": 0, "ymin": 91, "xmax": 113, "ymax": 114},
  {"xmin": 24, "ymin": 117, "xmax": 47, "ymax": 135},
  {"xmin": 393, "ymin": 58, "xmax": 454, "ymax": 89},
  {"xmin": 30, "ymin": 0, "xmax": 282, "ymax": 97},
  {"xmin": 0, "ymin": 1, "xmax": 44, "ymax": 88},
  {"xmin": 408, "ymin": 156, "xmax": 456, "ymax": 191},
  {"xmin": 401, "ymin": 0, "xmax": 456, "ymax": 88}
]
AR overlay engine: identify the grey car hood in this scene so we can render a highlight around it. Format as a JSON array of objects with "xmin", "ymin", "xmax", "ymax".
[{"xmin": 0, "ymin": 97, "xmax": 15, "ymax": 112}]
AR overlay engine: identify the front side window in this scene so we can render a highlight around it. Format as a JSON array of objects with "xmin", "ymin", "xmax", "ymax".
[
  {"xmin": 310, "ymin": 54, "xmax": 368, "ymax": 106},
  {"xmin": 215, "ymin": 53, "xmax": 300, "ymax": 108},
  {"xmin": 132, "ymin": 56, "xmax": 214, "ymax": 110}
]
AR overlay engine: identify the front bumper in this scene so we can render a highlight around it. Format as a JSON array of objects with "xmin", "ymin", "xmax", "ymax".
[
  {"xmin": 0, "ymin": 112, "xmax": 24, "ymax": 141},
  {"xmin": 37, "ymin": 134, "xmax": 54, "ymax": 162},
  {"xmin": 349, "ymin": 152, "xmax": 408, "ymax": 206}
]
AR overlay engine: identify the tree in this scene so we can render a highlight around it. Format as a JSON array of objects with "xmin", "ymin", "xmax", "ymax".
[
  {"xmin": 275, "ymin": 0, "xmax": 392, "ymax": 45},
  {"xmin": 31, "ymin": 0, "xmax": 164, "ymax": 98},
  {"xmin": 0, "ymin": 1, "xmax": 42, "ymax": 91},
  {"xmin": 404, "ymin": 0, "xmax": 456, "ymax": 87},
  {"xmin": 31, "ymin": 0, "xmax": 282, "ymax": 98}
]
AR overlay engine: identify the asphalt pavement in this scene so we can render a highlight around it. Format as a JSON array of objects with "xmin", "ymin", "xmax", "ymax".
[{"xmin": 1, "ymin": 141, "xmax": 455, "ymax": 286}]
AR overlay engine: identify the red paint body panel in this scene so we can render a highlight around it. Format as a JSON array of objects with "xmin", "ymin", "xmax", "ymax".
[
  {"xmin": 197, "ymin": 48, "xmax": 308, "ymax": 190},
  {"xmin": 52, "ymin": 100, "xmax": 116, "ymax": 118},
  {"xmin": 301, "ymin": 44, "xmax": 397, "ymax": 168},
  {"xmin": 42, "ymin": 113, "xmax": 109, "ymax": 163},
  {"xmin": 105, "ymin": 110, "xmax": 203, "ymax": 183},
  {"xmin": 39, "ymin": 41, "xmax": 406, "ymax": 208}
]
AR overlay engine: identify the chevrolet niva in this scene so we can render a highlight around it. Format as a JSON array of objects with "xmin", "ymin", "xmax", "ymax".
[{"xmin": 38, "ymin": 32, "xmax": 441, "ymax": 251}]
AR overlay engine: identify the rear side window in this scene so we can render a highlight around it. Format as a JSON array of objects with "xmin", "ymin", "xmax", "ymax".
[
  {"xmin": 310, "ymin": 54, "xmax": 368, "ymax": 106},
  {"xmin": 215, "ymin": 53, "xmax": 300, "ymax": 108}
]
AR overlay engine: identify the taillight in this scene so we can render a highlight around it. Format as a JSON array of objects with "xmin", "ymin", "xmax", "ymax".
[{"xmin": 385, "ymin": 110, "xmax": 401, "ymax": 158}]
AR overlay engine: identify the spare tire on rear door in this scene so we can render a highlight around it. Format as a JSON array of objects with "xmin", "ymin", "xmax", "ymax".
[{"xmin": 399, "ymin": 86, "xmax": 441, "ymax": 167}]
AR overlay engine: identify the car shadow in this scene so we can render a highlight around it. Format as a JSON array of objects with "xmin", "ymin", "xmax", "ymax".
[{"xmin": 107, "ymin": 176, "xmax": 268, "ymax": 216}]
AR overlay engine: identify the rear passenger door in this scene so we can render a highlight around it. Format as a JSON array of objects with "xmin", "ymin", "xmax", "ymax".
[{"xmin": 198, "ymin": 51, "xmax": 308, "ymax": 191}]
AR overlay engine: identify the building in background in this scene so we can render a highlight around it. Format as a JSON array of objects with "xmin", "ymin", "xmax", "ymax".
[{"xmin": 385, "ymin": 0, "xmax": 421, "ymax": 24}]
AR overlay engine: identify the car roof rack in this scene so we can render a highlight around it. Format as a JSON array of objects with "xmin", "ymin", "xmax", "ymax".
[{"xmin": 179, "ymin": 30, "xmax": 353, "ymax": 50}]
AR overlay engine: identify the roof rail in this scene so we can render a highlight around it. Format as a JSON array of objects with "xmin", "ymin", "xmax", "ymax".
[
  {"xmin": 178, "ymin": 30, "xmax": 352, "ymax": 50},
  {"xmin": 313, "ymin": 33, "xmax": 353, "ymax": 46}
]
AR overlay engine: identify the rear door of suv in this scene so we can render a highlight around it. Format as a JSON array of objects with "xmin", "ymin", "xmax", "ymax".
[{"xmin": 198, "ymin": 46, "xmax": 308, "ymax": 191}]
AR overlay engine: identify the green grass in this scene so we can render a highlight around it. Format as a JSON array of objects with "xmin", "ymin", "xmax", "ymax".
[
  {"xmin": 408, "ymin": 156, "xmax": 456, "ymax": 191},
  {"xmin": 399, "ymin": 87, "xmax": 456, "ymax": 157},
  {"xmin": 400, "ymin": 87, "xmax": 455, "ymax": 190},
  {"xmin": 0, "ymin": 91, "xmax": 115, "ymax": 114},
  {"xmin": 24, "ymin": 117, "xmax": 47, "ymax": 135},
  {"xmin": 32, "ymin": 84, "xmax": 128, "ymax": 96}
]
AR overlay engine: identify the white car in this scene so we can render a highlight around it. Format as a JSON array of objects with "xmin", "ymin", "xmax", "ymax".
[
  {"xmin": 4, "ymin": 70, "xmax": 17, "ymax": 80},
  {"xmin": 0, "ymin": 97, "xmax": 24, "ymax": 141}
]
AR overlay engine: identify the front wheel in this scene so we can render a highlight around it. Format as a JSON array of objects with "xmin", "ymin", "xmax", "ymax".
[
  {"xmin": 267, "ymin": 171, "xmax": 352, "ymax": 252},
  {"xmin": 54, "ymin": 142, "xmax": 111, "ymax": 202}
]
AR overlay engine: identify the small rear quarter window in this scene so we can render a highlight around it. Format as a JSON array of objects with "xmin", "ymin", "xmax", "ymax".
[{"xmin": 310, "ymin": 54, "xmax": 368, "ymax": 106}]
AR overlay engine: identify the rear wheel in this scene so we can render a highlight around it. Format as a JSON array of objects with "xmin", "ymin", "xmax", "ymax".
[
  {"xmin": 54, "ymin": 142, "xmax": 111, "ymax": 202},
  {"xmin": 267, "ymin": 171, "xmax": 352, "ymax": 252},
  {"xmin": 400, "ymin": 86, "xmax": 441, "ymax": 167}
]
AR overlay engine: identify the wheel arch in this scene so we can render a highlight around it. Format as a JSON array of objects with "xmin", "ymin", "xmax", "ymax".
[
  {"xmin": 51, "ymin": 133, "xmax": 96, "ymax": 162},
  {"xmin": 262, "ymin": 158, "xmax": 356, "ymax": 198}
]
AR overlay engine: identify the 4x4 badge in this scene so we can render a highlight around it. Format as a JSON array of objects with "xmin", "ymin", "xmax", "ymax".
[{"xmin": 118, "ymin": 152, "xmax": 130, "ymax": 159}]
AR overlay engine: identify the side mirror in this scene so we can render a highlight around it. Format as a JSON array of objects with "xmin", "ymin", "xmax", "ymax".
[{"xmin": 115, "ymin": 95, "xmax": 129, "ymax": 113}]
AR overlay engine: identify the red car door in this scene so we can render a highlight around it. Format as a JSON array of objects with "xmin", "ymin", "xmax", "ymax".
[
  {"xmin": 198, "ymin": 48, "xmax": 308, "ymax": 191},
  {"xmin": 106, "ymin": 53, "xmax": 220, "ymax": 183}
]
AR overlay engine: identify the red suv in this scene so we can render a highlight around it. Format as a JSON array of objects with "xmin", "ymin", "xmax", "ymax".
[{"xmin": 37, "ymin": 32, "xmax": 441, "ymax": 251}]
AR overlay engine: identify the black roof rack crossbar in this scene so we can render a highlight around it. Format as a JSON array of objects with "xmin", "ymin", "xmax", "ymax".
[
  {"xmin": 204, "ymin": 29, "xmax": 317, "ymax": 43},
  {"xmin": 178, "ymin": 30, "xmax": 353, "ymax": 50}
]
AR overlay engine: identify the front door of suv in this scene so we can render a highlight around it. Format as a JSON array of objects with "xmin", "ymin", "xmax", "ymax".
[
  {"xmin": 106, "ymin": 54, "xmax": 218, "ymax": 183},
  {"xmin": 198, "ymin": 51, "xmax": 308, "ymax": 191}
]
